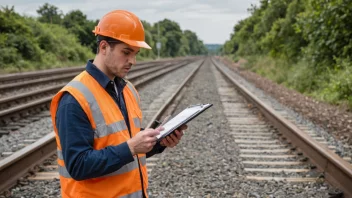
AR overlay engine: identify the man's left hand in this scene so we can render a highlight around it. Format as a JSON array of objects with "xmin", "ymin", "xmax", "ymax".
[{"xmin": 160, "ymin": 125, "xmax": 187, "ymax": 148}]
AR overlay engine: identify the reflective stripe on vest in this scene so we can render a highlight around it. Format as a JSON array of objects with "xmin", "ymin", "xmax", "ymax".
[
  {"xmin": 66, "ymin": 81, "xmax": 140, "ymax": 138},
  {"xmin": 120, "ymin": 190, "xmax": 143, "ymax": 198},
  {"xmin": 57, "ymin": 149, "xmax": 63, "ymax": 160},
  {"xmin": 57, "ymin": 150, "xmax": 147, "ymax": 179},
  {"xmin": 133, "ymin": 117, "xmax": 141, "ymax": 128},
  {"xmin": 126, "ymin": 81, "xmax": 139, "ymax": 107}
]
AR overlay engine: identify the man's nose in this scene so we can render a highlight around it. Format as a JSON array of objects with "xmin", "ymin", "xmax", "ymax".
[{"xmin": 129, "ymin": 55, "xmax": 136, "ymax": 65}]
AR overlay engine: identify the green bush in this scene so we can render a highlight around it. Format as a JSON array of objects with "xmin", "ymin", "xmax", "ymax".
[
  {"xmin": 0, "ymin": 7, "xmax": 93, "ymax": 72},
  {"xmin": 286, "ymin": 61, "xmax": 316, "ymax": 93},
  {"xmin": 244, "ymin": 56, "xmax": 289, "ymax": 85},
  {"xmin": 312, "ymin": 59, "xmax": 352, "ymax": 107},
  {"xmin": 0, "ymin": 47, "xmax": 19, "ymax": 69}
]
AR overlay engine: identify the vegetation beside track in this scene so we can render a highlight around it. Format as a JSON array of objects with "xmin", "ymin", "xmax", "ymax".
[{"xmin": 222, "ymin": 0, "xmax": 352, "ymax": 108}]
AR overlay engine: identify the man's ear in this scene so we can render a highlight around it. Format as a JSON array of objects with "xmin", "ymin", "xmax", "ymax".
[{"xmin": 99, "ymin": 41, "xmax": 108, "ymax": 55}]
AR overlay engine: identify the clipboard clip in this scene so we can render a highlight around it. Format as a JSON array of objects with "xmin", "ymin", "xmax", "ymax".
[
  {"xmin": 151, "ymin": 120, "xmax": 161, "ymax": 129},
  {"xmin": 188, "ymin": 104, "xmax": 204, "ymax": 108},
  {"xmin": 152, "ymin": 115, "xmax": 172, "ymax": 129}
]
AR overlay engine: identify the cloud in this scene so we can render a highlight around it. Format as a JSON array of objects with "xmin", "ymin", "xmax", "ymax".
[{"xmin": 2, "ymin": 0, "xmax": 260, "ymax": 44}]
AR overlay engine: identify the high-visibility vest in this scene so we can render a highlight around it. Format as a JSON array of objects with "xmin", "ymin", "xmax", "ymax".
[{"xmin": 50, "ymin": 71, "xmax": 148, "ymax": 198}]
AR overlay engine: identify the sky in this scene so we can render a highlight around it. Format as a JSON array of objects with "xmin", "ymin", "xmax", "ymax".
[{"xmin": 2, "ymin": 0, "xmax": 260, "ymax": 44}]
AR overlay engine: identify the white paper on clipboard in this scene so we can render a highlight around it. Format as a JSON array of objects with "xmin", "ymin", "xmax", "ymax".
[{"xmin": 156, "ymin": 104, "xmax": 213, "ymax": 140}]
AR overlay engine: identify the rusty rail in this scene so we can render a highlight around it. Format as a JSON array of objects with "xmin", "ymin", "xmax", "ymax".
[
  {"xmin": 0, "ymin": 58, "xmax": 196, "ymax": 92},
  {"xmin": 0, "ymin": 60, "xmax": 193, "ymax": 124},
  {"xmin": 211, "ymin": 57, "xmax": 352, "ymax": 197},
  {"xmin": 0, "ymin": 58, "xmax": 186, "ymax": 84},
  {"xmin": 0, "ymin": 133, "xmax": 56, "ymax": 193}
]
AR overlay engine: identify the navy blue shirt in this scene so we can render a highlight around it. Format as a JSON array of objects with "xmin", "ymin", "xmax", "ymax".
[{"xmin": 56, "ymin": 60, "xmax": 165, "ymax": 181}]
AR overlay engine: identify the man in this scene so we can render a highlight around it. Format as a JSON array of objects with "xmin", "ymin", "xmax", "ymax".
[{"xmin": 50, "ymin": 10, "xmax": 186, "ymax": 198}]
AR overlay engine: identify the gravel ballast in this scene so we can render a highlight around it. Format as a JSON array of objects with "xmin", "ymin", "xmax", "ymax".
[{"xmin": 147, "ymin": 58, "xmax": 337, "ymax": 197}]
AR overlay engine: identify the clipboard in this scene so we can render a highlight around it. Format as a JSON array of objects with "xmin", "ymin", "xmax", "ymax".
[{"xmin": 156, "ymin": 103, "xmax": 213, "ymax": 140}]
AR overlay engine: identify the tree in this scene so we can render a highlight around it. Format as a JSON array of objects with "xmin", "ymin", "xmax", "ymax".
[
  {"xmin": 297, "ymin": 0, "xmax": 352, "ymax": 70},
  {"xmin": 260, "ymin": 0, "xmax": 307, "ymax": 60},
  {"xmin": 63, "ymin": 10, "xmax": 97, "ymax": 52},
  {"xmin": 152, "ymin": 19, "xmax": 183, "ymax": 57},
  {"xmin": 37, "ymin": 3, "xmax": 63, "ymax": 25}
]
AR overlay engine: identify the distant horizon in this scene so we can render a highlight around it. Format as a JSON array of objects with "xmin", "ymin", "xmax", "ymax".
[{"xmin": 204, "ymin": 44, "xmax": 223, "ymax": 45}]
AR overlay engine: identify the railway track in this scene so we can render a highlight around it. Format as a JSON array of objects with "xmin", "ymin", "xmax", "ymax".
[
  {"xmin": 213, "ymin": 58, "xmax": 352, "ymax": 163},
  {"xmin": 0, "ymin": 58, "xmax": 193, "ymax": 97},
  {"xmin": 0, "ymin": 59, "xmax": 190, "ymax": 111},
  {"xmin": 211, "ymin": 58, "xmax": 352, "ymax": 197},
  {"xmin": 0, "ymin": 58, "xmax": 197, "ymax": 129},
  {"xmin": 0, "ymin": 58, "xmax": 181, "ymax": 86},
  {"xmin": 0, "ymin": 57, "xmax": 351, "ymax": 197}
]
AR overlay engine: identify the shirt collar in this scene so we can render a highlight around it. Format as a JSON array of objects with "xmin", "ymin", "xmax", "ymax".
[{"xmin": 85, "ymin": 60, "xmax": 126, "ymax": 89}]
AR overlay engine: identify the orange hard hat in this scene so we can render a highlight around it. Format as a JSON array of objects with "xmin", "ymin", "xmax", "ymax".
[{"xmin": 93, "ymin": 10, "xmax": 151, "ymax": 49}]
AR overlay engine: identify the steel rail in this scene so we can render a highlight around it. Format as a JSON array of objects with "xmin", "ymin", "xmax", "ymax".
[
  {"xmin": 211, "ymin": 57, "xmax": 352, "ymax": 198},
  {"xmin": 0, "ymin": 58, "xmax": 196, "ymax": 92},
  {"xmin": 0, "ymin": 60, "xmax": 192, "ymax": 124},
  {"xmin": 0, "ymin": 58, "xmax": 187, "ymax": 84},
  {"xmin": 146, "ymin": 58, "xmax": 205, "ymax": 128},
  {"xmin": 0, "ymin": 133, "xmax": 56, "ymax": 193},
  {"xmin": 0, "ymin": 58, "xmax": 205, "ymax": 193},
  {"xmin": 0, "ymin": 60, "xmax": 191, "ymax": 110}
]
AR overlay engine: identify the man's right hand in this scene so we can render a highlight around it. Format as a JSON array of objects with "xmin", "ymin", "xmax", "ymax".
[{"xmin": 127, "ymin": 127, "xmax": 163, "ymax": 155}]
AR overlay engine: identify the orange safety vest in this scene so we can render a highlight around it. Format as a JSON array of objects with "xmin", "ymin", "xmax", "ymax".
[{"xmin": 50, "ymin": 71, "xmax": 148, "ymax": 198}]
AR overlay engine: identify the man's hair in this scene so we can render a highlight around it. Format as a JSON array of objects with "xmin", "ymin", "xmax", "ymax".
[{"xmin": 96, "ymin": 35, "xmax": 123, "ymax": 54}]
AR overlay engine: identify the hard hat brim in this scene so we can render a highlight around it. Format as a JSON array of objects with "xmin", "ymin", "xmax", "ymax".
[{"xmin": 119, "ymin": 38, "xmax": 152, "ymax": 49}]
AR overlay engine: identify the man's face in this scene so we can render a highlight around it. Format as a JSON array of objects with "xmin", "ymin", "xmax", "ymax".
[{"xmin": 103, "ymin": 41, "xmax": 140, "ymax": 78}]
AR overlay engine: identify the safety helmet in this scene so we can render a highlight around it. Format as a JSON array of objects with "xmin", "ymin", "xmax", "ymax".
[{"xmin": 93, "ymin": 10, "xmax": 151, "ymax": 49}]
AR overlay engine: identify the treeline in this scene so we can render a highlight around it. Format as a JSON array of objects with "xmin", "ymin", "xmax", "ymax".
[
  {"xmin": 223, "ymin": 0, "xmax": 352, "ymax": 107},
  {"xmin": 0, "ymin": 6, "xmax": 93, "ymax": 72},
  {"xmin": 141, "ymin": 20, "xmax": 208, "ymax": 58},
  {"xmin": 0, "ymin": 4, "xmax": 207, "ymax": 72}
]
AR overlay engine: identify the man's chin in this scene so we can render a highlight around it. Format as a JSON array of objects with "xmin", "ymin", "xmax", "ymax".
[{"xmin": 116, "ymin": 73, "xmax": 127, "ymax": 79}]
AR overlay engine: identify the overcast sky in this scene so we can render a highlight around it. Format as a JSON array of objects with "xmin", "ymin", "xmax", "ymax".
[{"xmin": 2, "ymin": 0, "xmax": 260, "ymax": 44}]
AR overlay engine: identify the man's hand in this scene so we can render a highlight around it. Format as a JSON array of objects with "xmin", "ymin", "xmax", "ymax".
[
  {"xmin": 127, "ymin": 128, "xmax": 162, "ymax": 155},
  {"xmin": 160, "ymin": 125, "xmax": 187, "ymax": 148}
]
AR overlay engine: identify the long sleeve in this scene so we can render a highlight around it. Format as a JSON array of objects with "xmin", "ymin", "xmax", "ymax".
[
  {"xmin": 146, "ymin": 142, "xmax": 166, "ymax": 158},
  {"xmin": 56, "ymin": 93, "xmax": 134, "ymax": 181}
]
